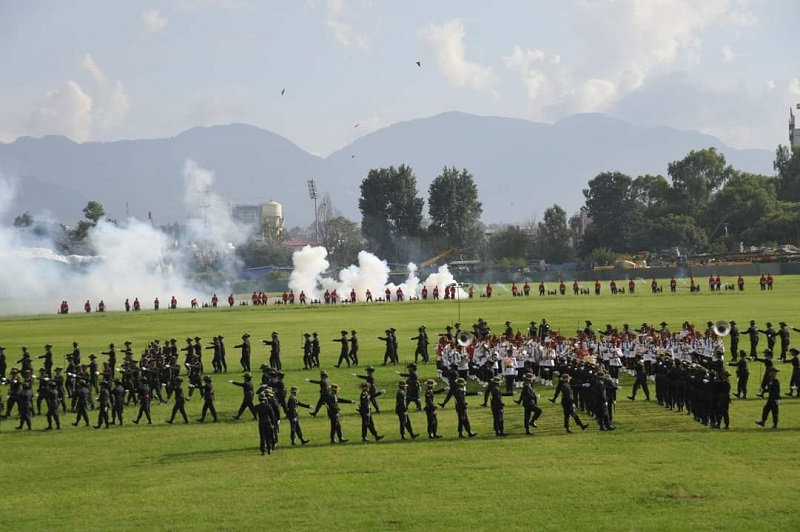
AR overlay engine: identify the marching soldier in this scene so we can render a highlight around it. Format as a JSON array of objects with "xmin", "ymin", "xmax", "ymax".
[
  {"xmin": 515, "ymin": 372, "xmax": 542, "ymax": 435},
  {"xmin": 302, "ymin": 333, "xmax": 313, "ymax": 370},
  {"xmin": 411, "ymin": 326, "xmax": 430, "ymax": 364},
  {"xmin": 166, "ymin": 377, "xmax": 189, "ymax": 424},
  {"xmin": 311, "ymin": 332, "xmax": 321, "ymax": 368},
  {"xmin": 728, "ymin": 351, "xmax": 750, "ymax": 399},
  {"xmin": 197, "ymin": 376, "xmax": 218, "ymax": 422},
  {"xmin": 254, "ymin": 391, "xmax": 276, "ymax": 455},
  {"xmin": 262, "ymin": 332, "xmax": 282, "ymax": 371},
  {"xmin": 132, "ymin": 379, "xmax": 152, "ymax": 425},
  {"xmin": 453, "ymin": 377, "xmax": 478, "ymax": 438},
  {"xmin": 286, "ymin": 386, "xmax": 310, "ymax": 445},
  {"xmin": 94, "ymin": 381, "xmax": 111, "ymax": 429},
  {"xmin": 349, "ymin": 330, "xmax": 359, "ymax": 366},
  {"xmin": 44, "ymin": 380, "xmax": 61, "ymax": 430},
  {"xmin": 321, "ymin": 384, "xmax": 353, "ymax": 444},
  {"xmin": 778, "ymin": 322, "xmax": 790, "ymax": 362},
  {"xmin": 15, "ymin": 382, "xmax": 34, "ymax": 430},
  {"xmin": 423, "ymin": 379, "xmax": 445, "ymax": 439},
  {"xmin": 559, "ymin": 374, "xmax": 588, "ymax": 434},
  {"xmin": 397, "ymin": 363, "xmax": 422, "ymax": 410},
  {"xmin": 71, "ymin": 379, "xmax": 91, "ymax": 427},
  {"xmin": 308, "ymin": 370, "xmax": 330, "ymax": 417},
  {"xmin": 37, "ymin": 344, "xmax": 54, "ymax": 378},
  {"xmin": 728, "ymin": 321, "xmax": 740, "ymax": 361},
  {"xmin": 333, "ymin": 330, "xmax": 351, "ymax": 368},
  {"xmin": 353, "ymin": 366, "xmax": 384, "ymax": 413},
  {"xmin": 627, "ymin": 356, "xmax": 651, "ymax": 401},
  {"xmin": 786, "ymin": 348, "xmax": 800, "ymax": 397},
  {"xmin": 234, "ymin": 333, "xmax": 252, "ymax": 373},
  {"xmin": 395, "ymin": 381, "xmax": 419, "ymax": 440},
  {"xmin": 755, "ymin": 367, "xmax": 781, "ymax": 429},
  {"xmin": 759, "ymin": 322, "xmax": 777, "ymax": 354},
  {"xmin": 482, "ymin": 376, "xmax": 512, "ymax": 436},
  {"xmin": 357, "ymin": 381, "xmax": 384, "ymax": 442},
  {"xmin": 747, "ymin": 320, "xmax": 759, "ymax": 359},
  {"xmin": 230, "ymin": 373, "xmax": 256, "ymax": 420},
  {"xmin": 111, "ymin": 378, "xmax": 125, "ymax": 425}
]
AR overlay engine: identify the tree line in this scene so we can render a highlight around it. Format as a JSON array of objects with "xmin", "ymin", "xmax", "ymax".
[{"xmin": 12, "ymin": 145, "xmax": 800, "ymax": 270}]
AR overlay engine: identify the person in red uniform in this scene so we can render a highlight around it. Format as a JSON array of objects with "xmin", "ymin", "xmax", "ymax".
[
  {"xmin": 610, "ymin": 279, "xmax": 617, "ymax": 294},
  {"xmin": 133, "ymin": 298, "xmax": 141, "ymax": 311},
  {"xmin": 331, "ymin": 290, "xmax": 338, "ymax": 304},
  {"xmin": 651, "ymin": 278, "xmax": 658, "ymax": 293},
  {"xmin": 539, "ymin": 282, "xmax": 545, "ymax": 296},
  {"xmin": 559, "ymin": 281, "xmax": 566, "ymax": 295},
  {"xmin": 486, "ymin": 283, "xmax": 493, "ymax": 298},
  {"xmin": 154, "ymin": 297, "xmax": 160, "ymax": 310},
  {"xmin": 124, "ymin": 298, "xmax": 131, "ymax": 312},
  {"xmin": 572, "ymin": 281, "xmax": 579, "ymax": 295},
  {"xmin": 211, "ymin": 294, "xmax": 218, "ymax": 307},
  {"xmin": 511, "ymin": 283, "xmax": 518, "ymax": 297},
  {"xmin": 766, "ymin": 274, "xmax": 773, "ymax": 290},
  {"xmin": 396, "ymin": 287, "xmax": 404, "ymax": 302},
  {"xmin": 432, "ymin": 286, "xmax": 439, "ymax": 300},
  {"xmin": 84, "ymin": 300, "xmax": 91, "ymax": 313},
  {"xmin": 467, "ymin": 285, "xmax": 473, "ymax": 299},
  {"xmin": 737, "ymin": 275, "xmax": 745, "ymax": 291},
  {"xmin": 228, "ymin": 293, "xmax": 235, "ymax": 307},
  {"xmin": 283, "ymin": 291, "xmax": 289, "ymax": 304},
  {"xmin": 594, "ymin": 280, "xmax": 601, "ymax": 295},
  {"xmin": 260, "ymin": 293, "xmax": 268, "ymax": 305},
  {"xmin": 759, "ymin": 274, "xmax": 767, "ymax": 290},
  {"xmin": 97, "ymin": 300, "xmax": 105, "ymax": 312},
  {"xmin": 170, "ymin": 296, "xmax": 177, "ymax": 309},
  {"xmin": 670, "ymin": 277, "xmax": 677, "ymax": 293},
  {"xmin": 449, "ymin": 285, "xmax": 456, "ymax": 299},
  {"xmin": 708, "ymin": 275, "xmax": 715, "ymax": 291},
  {"xmin": 384, "ymin": 287, "xmax": 391, "ymax": 302},
  {"xmin": 288, "ymin": 290, "xmax": 295, "ymax": 304},
  {"xmin": 714, "ymin": 275, "xmax": 722, "ymax": 291},
  {"xmin": 366, "ymin": 289, "xmax": 373, "ymax": 302},
  {"xmin": 299, "ymin": 291, "xmax": 307, "ymax": 304},
  {"xmin": 628, "ymin": 279, "xmax": 635, "ymax": 294},
  {"xmin": 350, "ymin": 288, "xmax": 357, "ymax": 303},
  {"xmin": 523, "ymin": 282, "xmax": 530, "ymax": 296}
]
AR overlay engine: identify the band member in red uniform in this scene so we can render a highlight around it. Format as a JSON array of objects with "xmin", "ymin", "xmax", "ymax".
[
  {"xmin": 432, "ymin": 286, "xmax": 439, "ymax": 300},
  {"xmin": 628, "ymin": 279, "xmax": 635, "ymax": 294},
  {"xmin": 350, "ymin": 288, "xmax": 357, "ymax": 303},
  {"xmin": 485, "ymin": 283, "xmax": 493, "ymax": 298},
  {"xmin": 737, "ymin": 275, "xmax": 745, "ymax": 291},
  {"xmin": 211, "ymin": 293, "xmax": 218, "ymax": 307},
  {"xmin": 384, "ymin": 287, "xmax": 391, "ymax": 302},
  {"xmin": 84, "ymin": 300, "xmax": 91, "ymax": 313},
  {"xmin": 573, "ymin": 281, "xmax": 579, "ymax": 295},
  {"xmin": 670, "ymin": 277, "xmax": 677, "ymax": 293},
  {"xmin": 154, "ymin": 297, "xmax": 159, "ymax": 310},
  {"xmin": 421, "ymin": 286, "xmax": 428, "ymax": 300},
  {"xmin": 511, "ymin": 283, "xmax": 518, "ymax": 297},
  {"xmin": 228, "ymin": 293, "xmax": 234, "ymax": 307},
  {"xmin": 559, "ymin": 281, "xmax": 566, "ymax": 295},
  {"xmin": 289, "ymin": 290, "xmax": 295, "ymax": 304},
  {"xmin": 523, "ymin": 282, "xmax": 530, "ymax": 296},
  {"xmin": 594, "ymin": 280, "xmax": 601, "ymax": 295}
]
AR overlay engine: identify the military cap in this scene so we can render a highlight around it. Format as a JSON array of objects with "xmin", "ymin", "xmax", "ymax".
[
  {"xmin": 398, "ymin": 380, "xmax": 408, "ymax": 387},
  {"xmin": 340, "ymin": 330, "xmax": 348, "ymax": 335},
  {"xmin": 491, "ymin": 376, "xmax": 502, "ymax": 384},
  {"xmin": 455, "ymin": 377, "xmax": 467, "ymax": 386},
  {"xmin": 44, "ymin": 344, "xmax": 53, "ymax": 348},
  {"xmin": 426, "ymin": 379, "xmax": 436, "ymax": 386}
]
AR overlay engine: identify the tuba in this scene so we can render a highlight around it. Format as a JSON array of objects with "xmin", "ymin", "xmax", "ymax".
[
  {"xmin": 713, "ymin": 320, "xmax": 731, "ymax": 337},
  {"xmin": 457, "ymin": 331, "xmax": 474, "ymax": 347}
]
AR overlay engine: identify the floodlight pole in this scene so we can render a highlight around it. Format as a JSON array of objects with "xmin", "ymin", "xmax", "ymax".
[{"xmin": 307, "ymin": 179, "xmax": 319, "ymax": 243}]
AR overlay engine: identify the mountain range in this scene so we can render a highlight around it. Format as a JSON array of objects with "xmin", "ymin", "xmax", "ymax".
[{"xmin": 0, "ymin": 112, "xmax": 776, "ymax": 228}]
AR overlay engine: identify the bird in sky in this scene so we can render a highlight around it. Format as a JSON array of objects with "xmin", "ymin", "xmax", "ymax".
[
  {"xmin": 280, "ymin": 88, "xmax": 285, "ymax": 95},
  {"xmin": 351, "ymin": 155, "xmax": 355, "ymax": 159},
  {"xmin": 415, "ymin": 61, "xmax": 421, "ymax": 67},
  {"xmin": 354, "ymin": 123, "xmax": 359, "ymax": 128}
]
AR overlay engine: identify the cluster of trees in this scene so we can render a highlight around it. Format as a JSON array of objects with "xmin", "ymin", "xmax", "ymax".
[
  {"xmin": 581, "ymin": 147, "xmax": 800, "ymax": 256},
  {"xmin": 12, "ymin": 145, "xmax": 800, "ymax": 270}
]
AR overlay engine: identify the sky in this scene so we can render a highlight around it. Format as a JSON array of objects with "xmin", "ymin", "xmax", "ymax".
[{"xmin": 0, "ymin": 0, "xmax": 798, "ymax": 156}]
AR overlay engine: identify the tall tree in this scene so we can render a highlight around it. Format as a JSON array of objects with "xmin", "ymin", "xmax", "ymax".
[
  {"xmin": 72, "ymin": 200, "xmax": 107, "ymax": 242},
  {"xmin": 536, "ymin": 204, "xmax": 573, "ymax": 263},
  {"xmin": 706, "ymin": 173, "xmax": 776, "ymax": 243},
  {"xmin": 486, "ymin": 226, "xmax": 531, "ymax": 261},
  {"xmin": 358, "ymin": 165, "xmax": 424, "ymax": 261},
  {"xmin": 581, "ymin": 171, "xmax": 637, "ymax": 254},
  {"xmin": 13, "ymin": 212, "xmax": 34, "ymax": 228},
  {"xmin": 774, "ymin": 145, "xmax": 800, "ymax": 202},
  {"xmin": 427, "ymin": 167, "xmax": 483, "ymax": 250},
  {"xmin": 667, "ymin": 148, "xmax": 733, "ymax": 218}
]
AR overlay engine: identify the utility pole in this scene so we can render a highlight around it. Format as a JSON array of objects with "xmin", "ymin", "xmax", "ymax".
[{"xmin": 307, "ymin": 179, "xmax": 319, "ymax": 243}]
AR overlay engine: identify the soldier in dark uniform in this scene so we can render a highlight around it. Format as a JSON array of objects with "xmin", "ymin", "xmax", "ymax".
[
  {"xmin": 100, "ymin": 343, "xmax": 116, "ymax": 380},
  {"xmin": 94, "ymin": 381, "xmax": 111, "ymax": 429},
  {"xmin": 395, "ymin": 381, "xmax": 419, "ymax": 440},
  {"xmin": 53, "ymin": 367, "xmax": 67, "ymax": 413},
  {"xmin": 728, "ymin": 351, "xmax": 750, "ymax": 399},
  {"xmin": 482, "ymin": 376, "xmax": 512, "ymax": 436},
  {"xmin": 332, "ymin": 330, "xmax": 351, "ymax": 368},
  {"xmin": 777, "ymin": 322, "xmax": 791, "ymax": 362},
  {"xmin": 111, "ymin": 378, "xmax": 125, "ymax": 425},
  {"xmin": 234, "ymin": 333, "xmax": 252, "ymax": 373},
  {"xmin": 72, "ymin": 379, "xmax": 91, "ymax": 427},
  {"xmin": 759, "ymin": 322, "xmax": 777, "ymax": 354},
  {"xmin": 254, "ymin": 391, "xmax": 276, "ymax": 455},
  {"xmin": 353, "ymin": 366, "xmax": 384, "ymax": 413},
  {"xmin": 753, "ymin": 349, "xmax": 775, "ymax": 397},
  {"xmin": 755, "ymin": 367, "xmax": 781, "ymax": 429},
  {"xmin": 0, "ymin": 345, "xmax": 6, "ymax": 381},
  {"xmin": 308, "ymin": 370, "xmax": 330, "ymax": 416},
  {"xmin": 559, "ymin": 374, "xmax": 588, "ymax": 433},
  {"xmin": 132, "ymin": 378, "xmax": 152, "ymax": 425},
  {"xmin": 627, "ymin": 356, "xmax": 651, "ymax": 401},
  {"xmin": 728, "ymin": 321, "xmax": 740, "ymax": 362},
  {"xmin": 785, "ymin": 348, "xmax": 800, "ymax": 397},
  {"xmin": 166, "ymin": 377, "xmax": 189, "ymax": 424},
  {"xmin": 321, "ymin": 384, "xmax": 353, "ymax": 443},
  {"xmin": 398, "ymin": 363, "xmax": 422, "ymax": 410},
  {"xmin": 311, "ymin": 332, "xmax": 321, "ymax": 368},
  {"xmin": 349, "ymin": 330, "xmax": 359, "ymax": 366},
  {"xmin": 379, "ymin": 329, "xmax": 394, "ymax": 365},
  {"xmin": 746, "ymin": 320, "xmax": 759, "ymax": 359},
  {"xmin": 411, "ymin": 326, "xmax": 430, "ymax": 364},
  {"xmin": 44, "ymin": 380, "xmax": 61, "ymax": 430},
  {"xmin": 37, "ymin": 344, "xmax": 54, "ymax": 378},
  {"xmin": 262, "ymin": 332, "xmax": 282, "ymax": 371},
  {"xmin": 515, "ymin": 372, "xmax": 542, "ymax": 435},
  {"xmin": 453, "ymin": 378, "xmax": 478, "ymax": 438},
  {"xmin": 17, "ymin": 347, "xmax": 33, "ymax": 375},
  {"xmin": 423, "ymin": 379, "xmax": 445, "ymax": 438},
  {"xmin": 206, "ymin": 337, "xmax": 221, "ymax": 373},
  {"xmin": 192, "ymin": 337, "xmax": 204, "ymax": 374},
  {"xmin": 302, "ymin": 333, "xmax": 313, "ymax": 370},
  {"xmin": 528, "ymin": 321, "xmax": 537, "ymax": 338},
  {"xmin": 231, "ymin": 372, "xmax": 256, "ymax": 420},
  {"xmin": 357, "ymin": 381, "xmax": 384, "ymax": 442},
  {"xmin": 197, "ymin": 375, "xmax": 218, "ymax": 422},
  {"xmin": 217, "ymin": 336, "xmax": 227, "ymax": 373},
  {"xmin": 286, "ymin": 386, "xmax": 310, "ymax": 445},
  {"xmin": 88, "ymin": 354, "xmax": 99, "ymax": 393},
  {"xmin": 35, "ymin": 367, "xmax": 49, "ymax": 415},
  {"xmin": 715, "ymin": 371, "xmax": 732, "ymax": 430},
  {"xmin": 15, "ymin": 382, "xmax": 34, "ymax": 430}
]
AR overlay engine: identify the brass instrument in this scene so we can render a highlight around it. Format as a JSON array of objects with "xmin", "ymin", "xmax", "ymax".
[
  {"xmin": 457, "ymin": 331, "xmax": 474, "ymax": 347},
  {"xmin": 713, "ymin": 320, "xmax": 731, "ymax": 337}
]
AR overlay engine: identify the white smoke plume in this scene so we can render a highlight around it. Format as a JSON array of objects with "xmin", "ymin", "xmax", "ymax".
[
  {"xmin": 288, "ymin": 246, "xmax": 465, "ymax": 301},
  {"xmin": 0, "ymin": 160, "xmax": 246, "ymax": 316}
]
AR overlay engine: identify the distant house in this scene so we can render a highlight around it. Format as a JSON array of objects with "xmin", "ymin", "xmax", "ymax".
[{"xmin": 285, "ymin": 238, "xmax": 319, "ymax": 251}]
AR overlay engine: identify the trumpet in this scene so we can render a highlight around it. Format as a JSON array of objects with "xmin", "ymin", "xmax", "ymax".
[
  {"xmin": 457, "ymin": 331, "xmax": 474, "ymax": 347},
  {"xmin": 713, "ymin": 320, "xmax": 731, "ymax": 337}
]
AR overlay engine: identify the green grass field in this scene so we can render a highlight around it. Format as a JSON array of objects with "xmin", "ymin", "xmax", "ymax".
[{"xmin": 1, "ymin": 276, "xmax": 799, "ymax": 531}]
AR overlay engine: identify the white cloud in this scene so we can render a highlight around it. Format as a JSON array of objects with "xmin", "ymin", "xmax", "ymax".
[
  {"xmin": 142, "ymin": 9, "xmax": 167, "ymax": 34},
  {"xmin": 325, "ymin": 0, "xmax": 368, "ymax": 49},
  {"xmin": 80, "ymin": 53, "xmax": 106, "ymax": 83},
  {"xmin": 25, "ymin": 55, "xmax": 129, "ymax": 142},
  {"xmin": 27, "ymin": 81, "xmax": 94, "ymax": 142},
  {"xmin": 790, "ymin": 78, "xmax": 800, "ymax": 96},
  {"xmin": 765, "ymin": 80, "xmax": 776, "ymax": 93},
  {"xmin": 186, "ymin": 95, "xmax": 245, "ymax": 126},
  {"xmin": 0, "ymin": 131, "xmax": 16, "ymax": 143},
  {"xmin": 418, "ymin": 19, "xmax": 495, "ymax": 91},
  {"xmin": 722, "ymin": 44, "xmax": 735, "ymax": 63}
]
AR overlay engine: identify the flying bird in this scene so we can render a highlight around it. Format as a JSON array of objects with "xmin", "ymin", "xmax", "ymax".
[
  {"xmin": 280, "ymin": 88, "xmax": 285, "ymax": 95},
  {"xmin": 351, "ymin": 155, "xmax": 355, "ymax": 159},
  {"xmin": 354, "ymin": 123, "xmax": 359, "ymax": 128},
  {"xmin": 415, "ymin": 61, "xmax": 421, "ymax": 67}
]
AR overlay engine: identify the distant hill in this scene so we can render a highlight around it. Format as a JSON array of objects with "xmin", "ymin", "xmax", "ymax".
[{"xmin": 0, "ymin": 113, "xmax": 776, "ymax": 227}]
